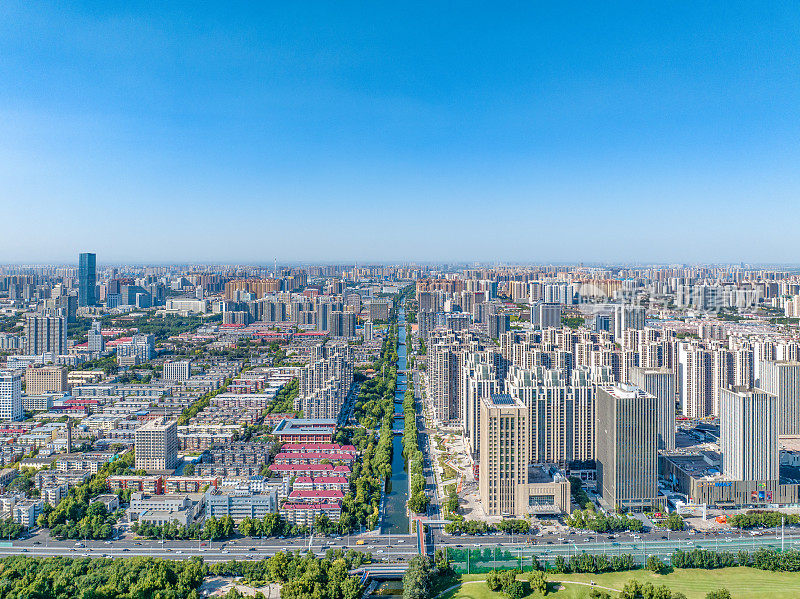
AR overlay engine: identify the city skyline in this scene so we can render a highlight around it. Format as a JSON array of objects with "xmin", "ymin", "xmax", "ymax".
[{"xmin": 3, "ymin": 3, "xmax": 800, "ymax": 263}]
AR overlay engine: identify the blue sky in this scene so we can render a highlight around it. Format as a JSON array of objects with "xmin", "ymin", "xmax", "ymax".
[{"xmin": 1, "ymin": 2, "xmax": 799, "ymax": 264}]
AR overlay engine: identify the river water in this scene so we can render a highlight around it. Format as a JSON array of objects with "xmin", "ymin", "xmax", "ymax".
[{"xmin": 382, "ymin": 307, "xmax": 409, "ymax": 534}]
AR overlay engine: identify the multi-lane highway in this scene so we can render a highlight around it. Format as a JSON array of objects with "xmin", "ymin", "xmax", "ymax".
[{"xmin": 3, "ymin": 528, "xmax": 419, "ymax": 562}]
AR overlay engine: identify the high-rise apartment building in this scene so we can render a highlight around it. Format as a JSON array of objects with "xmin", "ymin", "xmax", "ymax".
[
  {"xmin": 299, "ymin": 344, "xmax": 354, "ymax": 419},
  {"xmin": 758, "ymin": 360, "xmax": 800, "ymax": 436},
  {"xmin": 461, "ymin": 351, "xmax": 502, "ymax": 457},
  {"xmin": 720, "ymin": 387, "xmax": 778, "ymax": 481},
  {"xmin": 678, "ymin": 343, "xmax": 712, "ymax": 418},
  {"xmin": 613, "ymin": 305, "xmax": 646, "ymax": 340},
  {"xmin": 531, "ymin": 302, "xmax": 561, "ymax": 330},
  {"xmin": 363, "ymin": 320, "xmax": 374, "ymax": 341},
  {"xmin": 88, "ymin": 320, "xmax": 104, "ymax": 353},
  {"xmin": 506, "ymin": 365, "xmax": 595, "ymax": 466},
  {"xmin": 135, "ymin": 419, "xmax": 179, "ymax": 472},
  {"xmin": 78, "ymin": 252, "xmax": 96, "ymax": 307},
  {"xmin": 329, "ymin": 311, "xmax": 357, "ymax": 337},
  {"xmin": 0, "ymin": 370, "xmax": 23, "ymax": 422},
  {"xmin": 596, "ymin": 384, "xmax": 659, "ymax": 512},
  {"xmin": 25, "ymin": 314, "xmax": 67, "ymax": 355},
  {"xmin": 629, "ymin": 366, "xmax": 676, "ymax": 450}
]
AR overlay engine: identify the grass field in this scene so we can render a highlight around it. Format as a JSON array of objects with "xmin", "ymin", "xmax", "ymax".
[{"xmin": 437, "ymin": 568, "xmax": 800, "ymax": 599}]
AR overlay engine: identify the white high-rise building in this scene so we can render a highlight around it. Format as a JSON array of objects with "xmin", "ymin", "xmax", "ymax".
[
  {"xmin": 612, "ymin": 305, "xmax": 646, "ymax": 340},
  {"xmin": 135, "ymin": 419, "xmax": 179, "ymax": 472},
  {"xmin": 678, "ymin": 343, "xmax": 712, "ymax": 418},
  {"xmin": 163, "ymin": 360, "xmax": 191, "ymax": 382},
  {"xmin": 629, "ymin": 366, "xmax": 676, "ymax": 451},
  {"xmin": 0, "ymin": 370, "xmax": 23, "ymax": 422},
  {"xmin": 720, "ymin": 387, "xmax": 778, "ymax": 481},
  {"xmin": 759, "ymin": 361, "xmax": 800, "ymax": 436}
]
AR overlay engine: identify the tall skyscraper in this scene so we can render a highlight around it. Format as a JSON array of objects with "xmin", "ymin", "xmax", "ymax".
[
  {"xmin": 596, "ymin": 384, "xmax": 659, "ymax": 512},
  {"xmin": 0, "ymin": 370, "xmax": 23, "ymax": 422},
  {"xmin": 78, "ymin": 252, "xmax": 97, "ymax": 307},
  {"xmin": 720, "ymin": 387, "xmax": 778, "ymax": 481},
  {"xmin": 629, "ymin": 366, "xmax": 676, "ymax": 450}
]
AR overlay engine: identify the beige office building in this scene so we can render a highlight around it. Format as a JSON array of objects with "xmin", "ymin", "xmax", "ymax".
[
  {"xmin": 479, "ymin": 394, "xmax": 529, "ymax": 516},
  {"xmin": 479, "ymin": 393, "xmax": 570, "ymax": 517},
  {"xmin": 25, "ymin": 365, "xmax": 68, "ymax": 396}
]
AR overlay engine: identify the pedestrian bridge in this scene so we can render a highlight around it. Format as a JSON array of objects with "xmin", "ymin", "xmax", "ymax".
[{"xmin": 351, "ymin": 563, "xmax": 409, "ymax": 584}]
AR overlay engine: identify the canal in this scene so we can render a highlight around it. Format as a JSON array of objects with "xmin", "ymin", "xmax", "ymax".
[{"xmin": 382, "ymin": 306, "xmax": 410, "ymax": 534}]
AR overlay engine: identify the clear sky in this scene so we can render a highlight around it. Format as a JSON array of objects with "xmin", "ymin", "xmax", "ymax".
[{"xmin": 1, "ymin": 2, "xmax": 799, "ymax": 265}]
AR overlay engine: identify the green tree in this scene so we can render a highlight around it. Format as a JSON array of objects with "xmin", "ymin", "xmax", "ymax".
[
  {"xmin": 403, "ymin": 555, "xmax": 434, "ymax": 599},
  {"xmin": 528, "ymin": 570, "xmax": 548, "ymax": 595},
  {"xmin": 647, "ymin": 555, "xmax": 667, "ymax": 574}
]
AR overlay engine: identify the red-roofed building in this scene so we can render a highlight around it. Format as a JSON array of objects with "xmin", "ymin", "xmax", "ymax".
[
  {"xmin": 280, "ymin": 443, "xmax": 357, "ymax": 455},
  {"xmin": 273, "ymin": 452, "xmax": 355, "ymax": 465},
  {"xmin": 268, "ymin": 463, "xmax": 351, "ymax": 478},
  {"xmin": 292, "ymin": 476, "xmax": 350, "ymax": 492},
  {"xmin": 287, "ymin": 489, "xmax": 344, "ymax": 503}
]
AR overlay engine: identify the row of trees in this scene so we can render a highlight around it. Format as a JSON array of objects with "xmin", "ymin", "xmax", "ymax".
[
  {"xmin": 728, "ymin": 509, "xmax": 799, "ymax": 529},
  {"xmin": 176, "ymin": 376, "xmax": 232, "ymax": 425},
  {"xmin": 552, "ymin": 552, "xmax": 638, "ymax": 574},
  {"xmin": 335, "ymin": 320, "xmax": 400, "ymax": 532},
  {"xmin": 403, "ymin": 386, "xmax": 429, "ymax": 514},
  {"xmin": 266, "ymin": 377, "xmax": 300, "ymax": 413},
  {"xmin": 211, "ymin": 549, "xmax": 369, "ymax": 599},
  {"xmin": 444, "ymin": 519, "xmax": 494, "ymax": 535},
  {"xmin": 0, "ymin": 555, "xmax": 205, "ymax": 599},
  {"xmin": 133, "ymin": 512, "xmax": 314, "ymax": 541},
  {"xmin": 671, "ymin": 546, "xmax": 800, "ymax": 571},
  {"xmin": 566, "ymin": 508, "xmax": 644, "ymax": 533},
  {"xmin": 445, "ymin": 518, "xmax": 533, "ymax": 535}
]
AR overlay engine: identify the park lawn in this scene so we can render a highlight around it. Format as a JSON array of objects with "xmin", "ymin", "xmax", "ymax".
[{"xmin": 439, "ymin": 568, "xmax": 800, "ymax": 599}]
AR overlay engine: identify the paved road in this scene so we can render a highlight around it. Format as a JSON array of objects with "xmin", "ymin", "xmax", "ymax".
[{"xmin": 7, "ymin": 528, "xmax": 418, "ymax": 561}]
